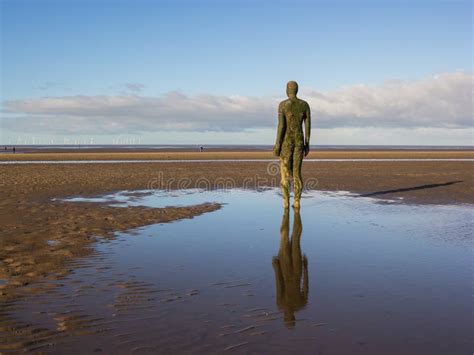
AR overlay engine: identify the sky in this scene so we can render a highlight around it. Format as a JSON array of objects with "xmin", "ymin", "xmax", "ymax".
[{"xmin": 1, "ymin": 0, "xmax": 472, "ymax": 145}]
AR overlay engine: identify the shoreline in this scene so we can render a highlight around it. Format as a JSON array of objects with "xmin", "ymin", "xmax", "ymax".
[
  {"xmin": 2, "ymin": 158, "xmax": 473, "ymax": 164},
  {"xmin": 1, "ymin": 150, "xmax": 473, "ymax": 161}
]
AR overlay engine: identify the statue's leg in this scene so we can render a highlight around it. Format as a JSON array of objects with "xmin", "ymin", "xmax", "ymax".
[
  {"xmin": 292, "ymin": 144, "xmax": 304, "ymax": 208},
  {"xmin": 279, "ymin": 156, "xmax": 291, "ymax": 208}
]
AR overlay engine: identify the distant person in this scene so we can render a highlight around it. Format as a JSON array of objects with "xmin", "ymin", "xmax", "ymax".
[
  {"xmin": 200, "ymin": 146, "xmax": 204, "ymax": 152},
  {"xmin": 13, "ymin": 147, "xmax": 15, "ymax": 154},
  {"xmin": 272, "ymin": 207, "xmax": 308, "ymax": 328},
  {"xmin": 273, "ymin": 81, "xmax": 311, "ymax": 209}
]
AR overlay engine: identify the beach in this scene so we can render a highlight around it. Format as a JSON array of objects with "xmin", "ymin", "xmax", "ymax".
[
  {"xmin": 1, "ymin": 149, "xmax": 473, "ymax": 353},
  {"xmin": 1, "ymin": 150, "xmax": 472, "ymax": 202},
  {"xmin": 1, "ymin": 150, "xmax": 472, "ymax": 290}
]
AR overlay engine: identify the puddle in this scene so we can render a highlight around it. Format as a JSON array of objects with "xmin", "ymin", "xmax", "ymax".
[
  {"xmin": 60, "ymin": 188, "xmax": 408, "ymax": 208},
  {"xmin": 62, "ymin": 188, "xmax": 274, "ymax": 208},
  {"xmin": 2, "ymin": 189, "xmax": 472, "ymax": 354}
]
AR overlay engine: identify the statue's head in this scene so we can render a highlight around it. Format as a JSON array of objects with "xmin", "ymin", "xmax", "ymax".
[{"xmin": 286, "ymin": 81, "xmax": 298, "ymax": 98}]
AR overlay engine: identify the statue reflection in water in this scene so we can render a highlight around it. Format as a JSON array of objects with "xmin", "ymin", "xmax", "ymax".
[{"xmin": 272, "ymin": 207, "xmax": 309, "ymax": 328}]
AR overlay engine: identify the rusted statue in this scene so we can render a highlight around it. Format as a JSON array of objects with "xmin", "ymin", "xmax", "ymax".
[
  {"xmin": 273, "ymin": 81, "xmax": 311, "ymax": 208},
  {"xmin": 272, "ymin": 207, "xmax": 308, "ymax": 328}
]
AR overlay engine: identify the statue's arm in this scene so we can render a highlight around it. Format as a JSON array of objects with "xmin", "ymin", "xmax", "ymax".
[
  {"xmin": 304, "ymin": 102, "xmax": 311, "ymax": 156},
  {"xmin": 273, "ymin": 102, "xmax": 286, "ymax": 156}
]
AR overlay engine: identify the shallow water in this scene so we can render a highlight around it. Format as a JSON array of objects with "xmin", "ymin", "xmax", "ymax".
[{"xmin": 3, "ymin": 189, "xmax": 473, "ymax": 354}]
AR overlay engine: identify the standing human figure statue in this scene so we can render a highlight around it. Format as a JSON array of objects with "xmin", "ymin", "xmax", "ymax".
[{"xmin": 273, "ymin": 81, "xmax": 311, "ymax": 208}]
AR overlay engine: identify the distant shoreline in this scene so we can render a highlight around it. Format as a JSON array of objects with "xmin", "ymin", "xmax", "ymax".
[
  {"xmin": 1, "ymin": 150, "xmax": 473, "ymax": 161},
  {"xmin": 0, "ymin": 144, "xmax": 473, "ymax": 155}
]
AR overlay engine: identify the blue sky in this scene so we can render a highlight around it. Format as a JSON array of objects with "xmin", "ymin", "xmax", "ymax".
[{"xmin": 1, "ymin": 0, "xmax": 472, "ymax": 145}]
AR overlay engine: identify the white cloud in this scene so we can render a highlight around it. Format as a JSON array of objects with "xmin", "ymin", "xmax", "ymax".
[
  {"xmin": 2, "ymin": 71, "xmax": 472, "ymax": 134},
  {"xmin": 308, "ymin": 71, "xmax": 473, "ymax": 129}
]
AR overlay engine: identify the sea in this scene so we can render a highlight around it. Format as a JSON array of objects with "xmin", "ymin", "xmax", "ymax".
[{"xmin": 0, "ymin": 144, "xmax": 472, "ymax": 152}]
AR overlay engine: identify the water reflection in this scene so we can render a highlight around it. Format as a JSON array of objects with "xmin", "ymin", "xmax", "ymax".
[{"xmin": 272, "ymin": 207, "xmax": 309, "ymax": 328}]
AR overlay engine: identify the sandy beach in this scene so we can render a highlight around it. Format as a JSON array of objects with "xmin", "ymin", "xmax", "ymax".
[
  {"xmin": 1, "ymin": 150, "xmax": 472, "ymax": 288},
  {"xmin": 1, "ymin": 150, "xmax": 473, "ymax": 353},
  {"xmin": 1, "ymin": 149, "xmax": 473, "ymax": 160},
  {"xmin": 1, "ymin": 150, "xmax": 472, "ymax": 202}
]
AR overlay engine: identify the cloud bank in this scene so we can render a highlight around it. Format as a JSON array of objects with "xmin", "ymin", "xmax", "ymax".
[{"xmin": 2, "ymin": 72, "xmax": 472, "ymax": 134}]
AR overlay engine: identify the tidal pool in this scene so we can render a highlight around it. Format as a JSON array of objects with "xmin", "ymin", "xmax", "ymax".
[{"xmin": 4, "ymin": 189, "xmax": 473, "ymax": 354}]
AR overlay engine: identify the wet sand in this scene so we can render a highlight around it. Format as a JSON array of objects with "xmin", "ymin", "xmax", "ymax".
[
  {"xmin": 0, "ymin": 150, "xmax": 473, "ymax": 353},
  {"xmin": 1, "ymin": 149, "xmax": 473, "ymax": 160},
  {"xmin": 1, "ymin": 152, "xmax": 471, "ymax": 287},
  {"xmin": 1, "ymin": 151, "xmax": 472, "ymax": 204}
]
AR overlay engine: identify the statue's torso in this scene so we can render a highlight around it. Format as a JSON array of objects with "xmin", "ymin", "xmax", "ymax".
[{"xmin": 279, "ymin": 98, "xmax": 308, "ymax": 145}]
